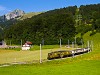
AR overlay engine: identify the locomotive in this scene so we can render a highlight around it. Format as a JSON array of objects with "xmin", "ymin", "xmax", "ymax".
[{"xmin": 47, "ymin": 48, "xmax": 90, "ymax": 60}]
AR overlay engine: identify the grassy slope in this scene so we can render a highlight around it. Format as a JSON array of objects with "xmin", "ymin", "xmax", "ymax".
[
  {"xmin": 84, "ymin": 32, "xmax": 100, "ymax": 55},
  {"xmin": 18, "ymin": 12, "xmax": 42, "ymax": 20},
  {"xmin": 0, "ymin": 32, "xmax": 100, "ymax": 75},
  {"xmin": 75, "ymin": 32, "xmax": 100, "ymax": 61}
]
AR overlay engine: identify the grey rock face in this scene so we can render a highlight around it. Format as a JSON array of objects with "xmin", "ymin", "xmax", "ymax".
[
  {"xmin": 0, "ymin": 9, "xmax": 25, "ymax": 21},
  {"xmin": 5, "ymin": 9, "xmax": 25, "ymax": 20}
]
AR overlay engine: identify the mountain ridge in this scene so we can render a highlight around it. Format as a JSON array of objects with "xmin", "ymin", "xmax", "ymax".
[
  {"xmin": 0, "ymin": 9, "xmax": 25, "ymax": 22},
  {"xmin": 0, "ymin": 9, "xmax": 42, "ymax": 31},
  {"xmin": 5, "ymin": 9, "xmax": 25, "ymax": 20}
]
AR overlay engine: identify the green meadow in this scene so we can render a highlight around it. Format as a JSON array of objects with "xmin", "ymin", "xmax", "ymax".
[
  {"xmin": 0, "ymin": 31, "xmax": 100, "ymax": 75},
  {"xmin": 0, "ymin": 60, "xmax": 100, "ymax": 75}
]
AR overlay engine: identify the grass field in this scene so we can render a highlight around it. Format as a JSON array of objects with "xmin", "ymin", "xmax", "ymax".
[
  {"xmin": 0, "ymin": 45, "xmax": 75, "ymax": 64},
  {"xmin": 0, "ymin": 60, "xmax": 100, "ymax": 75},
  {"xmin": 0, "ymin": 31, "xmax": 100, "ymax": 75}
]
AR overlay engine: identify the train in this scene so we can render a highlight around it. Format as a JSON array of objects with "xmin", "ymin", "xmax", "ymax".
[{"xmin": 47, "ymin": 48, "xmax": 91, "ymax": 60}]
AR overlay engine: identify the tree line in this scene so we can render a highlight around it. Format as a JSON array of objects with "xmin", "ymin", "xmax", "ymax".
[
  {"xmin": 4, "ymin": 6, "xmax": 77, "ymax": 45},
  {"xmin": 1, "ymin": 4, "xmax": 100, "ymax": 45},
  {"xmin": 79, "ymin": 4, "xmax": 100, "ymax": 35}
]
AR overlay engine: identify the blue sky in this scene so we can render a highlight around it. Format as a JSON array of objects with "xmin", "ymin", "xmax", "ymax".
[{"xmin": 0, "ymin": 0, "xmax": 100, "ymax": 15}]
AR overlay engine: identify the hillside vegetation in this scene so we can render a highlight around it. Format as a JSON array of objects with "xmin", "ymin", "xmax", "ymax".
[
  {"xmin": 4, "ymin": 6, "xmax": 77, "ymax": 45},
  {"xmin": 0, "ymin": 12, "xmax": 41, "ymax": 41},
  {"xmin": 1, "ymin": 4, "xmax": 100, "ymax": 45}
]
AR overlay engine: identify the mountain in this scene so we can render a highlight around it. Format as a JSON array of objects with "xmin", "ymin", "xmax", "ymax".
[
  {"xmin": 0, "ymin": 9, "xmax": 42, "ymax": 22},
  {"xmin": 0, "ymin": 10, "xmax": 42, "ymax": 31},
  {"xmin": 0, "ymin": 9, "xmax": 25, "ymax": 22},
  {"xmin": 5, "ymin": 9, "xmax": 25, "ymax": 20},
  {"xmin": 4, "ymin": 6, "xmax": 77, "ymax": 45}
]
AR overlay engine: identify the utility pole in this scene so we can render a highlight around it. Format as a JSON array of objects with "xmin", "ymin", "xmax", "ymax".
[
  {"xmin": 40, "ymin": 44, "xmax": 42, "ymax": 63},
  {"xmin": 75, "ymin": 14, "xmax": 82, "ymax": 26},
  {"xmin": 91, "ymin": 41, "xmax": 93, "ymax": 51},
  {"xmin": 75, "ymin": 37, "xmax": 76, "ymax": 48},
  {"xmin": 42, "ymin": 38, "xmax": 44, "ymax": 46},
  {"xmin": 72, "ymin": 42, "xmax": 74, "ymax": 48},
  {"xmin": 21, "ymin": 39, "xmax": 22, "ymax": 47},
  {"xmin": 60, "ymin": 39, "xmax": 62, "ymax": 48},
  {"xmin": 87, "ymin": 41, "xmax": 90, "ymax": 48},
  {"xmin": 10, "ymin": 40, "xmax": 12, "ymax": 46},
  {"xmin": 68, "ymin": 39, "xmax": 70, "ymax": 48},
  {"xmin": 81, "ymin": 39, "xmax": 83, "ymax": 49},
  {"xmin": 87, "ymin": 41, "xmax": 90, "ymax": 53}
]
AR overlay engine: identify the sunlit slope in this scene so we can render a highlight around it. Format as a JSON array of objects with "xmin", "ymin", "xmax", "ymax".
[
  {"xmin": 80, "ymin": 31, "xmax": 100, "ymax": 60},
  {"xmin": 18, "ymin": 12, "xmax": 42, "ymax": 20},
  {"xmin": 83, "ymin": 31, "xmax": 100, "ymax": 51}
]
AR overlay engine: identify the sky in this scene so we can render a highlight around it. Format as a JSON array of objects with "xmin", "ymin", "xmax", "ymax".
[{"xmin": 0, "ymin": 0, "xmax": 100, "ymax": 16}]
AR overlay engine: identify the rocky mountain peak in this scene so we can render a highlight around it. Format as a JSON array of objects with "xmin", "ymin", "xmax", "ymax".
[
  {"xmin": 5, "ymin": 9, "xmax": 25, "ymax": 20},
  {"xmin": 0, "ymin": 9, "xmax": 25, "ymax": 22}
]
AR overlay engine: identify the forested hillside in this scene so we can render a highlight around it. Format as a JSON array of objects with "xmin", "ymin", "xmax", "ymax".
[
  {"xmin": 2, "ymin": 4, "xmax": 100, "ymax": 45},
  {"xmin": 4, "ymin": 6, "xmax": 77, "ymax": 45},
  {"xmin": 0, "ymin": 29, "xmax": 3, "ymax": 41},
  {"xmin": 0, "ymin": 12, "xmax": 42, "ymax": 41},
  {"xmin": 78, "ymin": 4, "xmax": 100, "ymax": 35},
  {"xmin": 0, "ymin": 19, "xmax": 17, "ymax": 41}
]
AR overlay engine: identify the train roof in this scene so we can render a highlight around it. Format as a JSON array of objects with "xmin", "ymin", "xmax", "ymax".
[{"xmin": 48, "ymin": 50, "xmax": 71, "ymax": 53}]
